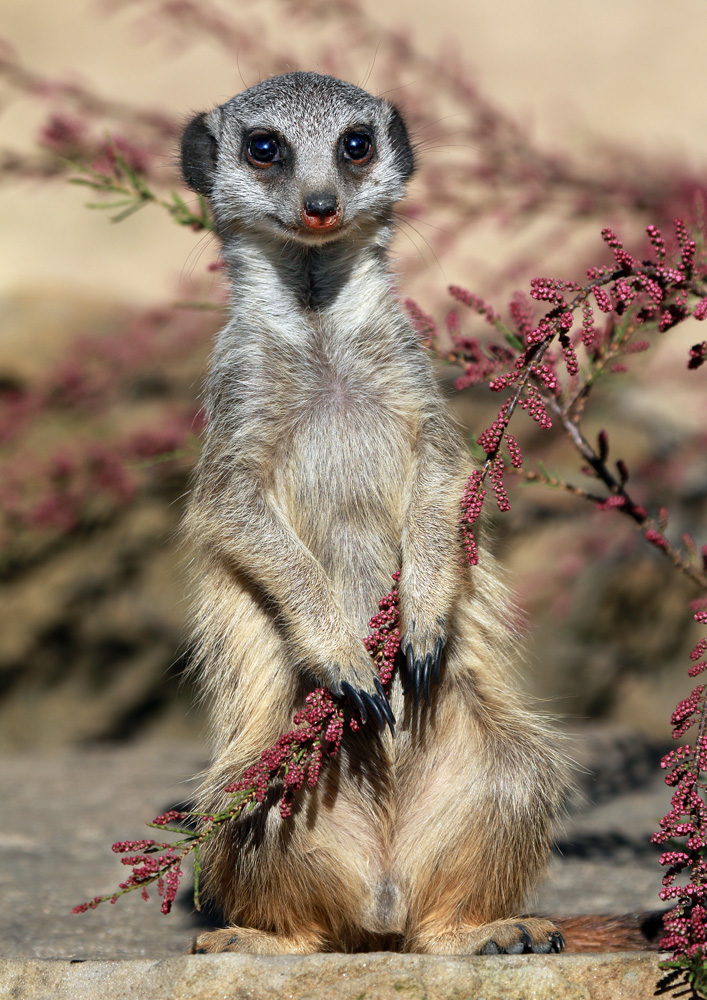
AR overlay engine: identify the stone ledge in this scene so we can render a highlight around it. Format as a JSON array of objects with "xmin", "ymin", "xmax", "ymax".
[{"xmin": 0, "ymin": 952, "xmax": 668, "ymax": 1000}]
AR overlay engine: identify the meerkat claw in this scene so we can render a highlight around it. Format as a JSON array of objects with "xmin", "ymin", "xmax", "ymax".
[
  {"xmin": 373, "ymin": 678, "xmax": 397, "ymax": 736},
  {"xmin": 512, "ymin": 925, "xmax": 533, "ymax": 953},
  {"xmin": 380, "ymin": 698, "xmax": 396, "ymax": 735},
  {"xmin": 340, "ymin": 681, "xmax": 395, "ymax": 735},
  {"xmin": 412, "ymin": 657, "xmax": 422, "ymax": 706},
  {"xmin": 422, "ymin": 652, "xmax": 432, "ymax": 705},
  {"xmin": 403, "ymin": 640, "xmax": 444, "ymax": 706},
  {"xmin": 550, "ymin": 932, "xmax": 565, "ymax": 952},
  {"xmin": 361, "ymin": 691, "xmax": 385, "ymax": 729},
  {"xmin": 341, "ymin": 682, "xmax": 367, "ymax": 723},
  {"xmin": 527, "ymin": 929, "xmax": 564, "ymax": 954}
]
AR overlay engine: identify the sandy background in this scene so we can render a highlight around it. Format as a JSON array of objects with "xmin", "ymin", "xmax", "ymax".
[
  {"xmin": 2, "ymin": 0, "xmax": 707, "ymax": 303},
  {"xmin": 0, "ymin": 0, "xmax": 705, "ymax": 957},
  {"xmin": 0, "ymin": 1, "xmax": 706, "ymax": 738}
]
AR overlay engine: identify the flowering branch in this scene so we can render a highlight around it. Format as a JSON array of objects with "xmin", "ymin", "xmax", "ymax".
[
  {"xmin": 651, "ymin": 600, "xmax": 707, "ymax": 994},
  {"xmin": 416, "ymin": 222, "xmax": 707, "ymax": 595},
  {"xmin": 73, "ymin": 578, "xmax": 401, "ymax": 915}
]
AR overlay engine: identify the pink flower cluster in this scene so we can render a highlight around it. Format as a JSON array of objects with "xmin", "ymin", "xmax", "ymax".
[
  {"xmin": 72, "ymin": 835, "xmax": 185, "ymax": 914},
  {"xmin": 223, "ymin": 687, "xmax": 346, "ymax": 820},
  {"xmin": 0, "ymin": 303, "xmax": 215, "ymax": 560},
  {"xmin": 74, "ymin": 576, "xmax": 402, "ymax": 914},
  {"xmin": 222, "ymin": 576, "xmax": 401, "ymax": 820},
  {"xmin": 652, "ymin": 603, "xmax": 707, "ymax": 958},
  {"xmin": 38, "ymin": 111, "xmax": 160, "ymax": 182}
]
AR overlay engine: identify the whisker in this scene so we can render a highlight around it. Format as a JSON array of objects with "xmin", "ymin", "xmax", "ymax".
[
  {"xmin": 180, "ymin": 228, "xmax": 218, "ymax": 286},
  {"xmin": 390, "ymin": 214, "xmax": 446, "ymax": 279},
  {"xmin": 360, "ymin": 42, "xmax": 381, "ymax": 90},
  {"xmin": 394, "ymin": 209, "xmax": 452, "ymax": 237},
  {"xmin": 415, "ymin": 113, "xmax": 467, "ymax": 132}
]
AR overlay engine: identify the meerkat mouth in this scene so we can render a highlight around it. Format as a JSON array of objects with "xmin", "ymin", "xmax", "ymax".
[
  {"xmin": 287, "ymin": 221, "xmax": 349, "ymax": 244},
  {"xmin": 300, "ymin": 209, "xmax": 341, "ymax": 231}
]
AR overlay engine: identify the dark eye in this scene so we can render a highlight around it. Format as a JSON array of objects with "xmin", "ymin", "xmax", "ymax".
[
  {"xmin": 247, "ymin": 133, "xmax": 281, "ymax": 166},
  {"xmin": 343, "ymin": 131, "xmax": 373, "ymax": 164}
]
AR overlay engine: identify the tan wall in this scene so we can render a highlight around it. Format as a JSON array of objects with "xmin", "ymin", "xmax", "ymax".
[{"xmin": 1, "ymin": 0, "xmax": 706, "ymax": 305}]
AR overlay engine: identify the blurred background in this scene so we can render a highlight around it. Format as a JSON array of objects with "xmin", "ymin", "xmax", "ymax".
[
  {"xmin": 1, "ymin": 0, "xmax": 706, "ymax": 749},
  {"xmin": 2, "ymin": 0, "xmax": 707, "ymax": 961}
]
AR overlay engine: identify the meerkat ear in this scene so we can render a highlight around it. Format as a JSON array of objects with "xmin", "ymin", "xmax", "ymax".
[
  {"xmin": 386, "ymin": 105, "xmax": 415, "ymax": 181},
  {"xmin": 181, "ymin": 111, "xmax": 219, "ymax": 196}
]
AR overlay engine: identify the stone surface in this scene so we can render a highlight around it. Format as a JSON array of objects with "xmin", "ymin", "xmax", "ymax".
[
  {"xmin": 0, "ymin": 953, "xmax": 668, "ymax": 1000},
  {"xmin": 0, "ymin": 726, "xmax": 670, "ymax": 962},
  {"xmin": 0, "ymin": 727, "xmax": 676, "ymax": 998}
]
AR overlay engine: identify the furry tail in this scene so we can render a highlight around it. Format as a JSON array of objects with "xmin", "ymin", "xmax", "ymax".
[{"xmin": 552, "ymin": 912, "xmax": 666, "ymax": 952}]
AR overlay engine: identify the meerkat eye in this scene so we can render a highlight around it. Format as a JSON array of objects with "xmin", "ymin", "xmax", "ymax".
[
  {"xmin": 342, "ymin": 131, "xmax": 373, "ymax": 164},
  {"xmin": 247, "ymin": 133, "xmax": 281, "ymax": 166}
]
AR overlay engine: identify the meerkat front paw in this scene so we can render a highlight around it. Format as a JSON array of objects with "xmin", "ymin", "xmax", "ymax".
[
  {"xmin": 400, "ymin": 621, "xmax": 446, "ymax": 706},
  {"xmin": 327, "ymin": 654, "xmax": 396, "ymax": 735}
]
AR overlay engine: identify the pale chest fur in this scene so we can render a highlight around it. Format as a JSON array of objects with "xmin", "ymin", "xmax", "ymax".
[{"xmin": 269, "ymin": 328, "xmax": 417, "ymax": 568}]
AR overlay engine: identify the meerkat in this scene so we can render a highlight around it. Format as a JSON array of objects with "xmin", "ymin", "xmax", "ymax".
[{"xmin": 179, "ymin": 71, "xmax": 569, "ymax": 956}]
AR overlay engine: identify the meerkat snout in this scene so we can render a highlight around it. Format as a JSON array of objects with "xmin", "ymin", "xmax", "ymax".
[{"xmin": 301, "ymin": 191, "xmax": 340, "ymax": 230}]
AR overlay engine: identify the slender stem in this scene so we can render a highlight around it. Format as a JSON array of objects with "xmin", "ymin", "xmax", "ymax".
[{"xmin": 508, "ymin": 467, "xmax": 604, "ymax": 503}]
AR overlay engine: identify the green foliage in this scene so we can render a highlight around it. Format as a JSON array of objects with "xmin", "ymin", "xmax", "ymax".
[
  {"xmin": 70, "ymin": 141, "xmax": 213, "ymax": 229},
  {"xmin": 660, "ymin": 954, "xmax": 707, "ymax": 999}
]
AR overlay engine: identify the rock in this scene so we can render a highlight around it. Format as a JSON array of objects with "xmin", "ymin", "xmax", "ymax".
[{"xmin": 0, "ymin": 952, "xmax": 668, "ymax": 1000}]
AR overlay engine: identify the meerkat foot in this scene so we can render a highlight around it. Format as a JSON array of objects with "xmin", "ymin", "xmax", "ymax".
[
  {"xmin": 189, "ymin": 926, "xmax": 324, "ymax": 955},
  {"xmin": 411, "ymin": 917, "xmax": 565, "ymax": 955}
]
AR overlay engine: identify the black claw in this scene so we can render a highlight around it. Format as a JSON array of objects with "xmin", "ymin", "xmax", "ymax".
[
  {"xmin": 550, "ymin": 932, "xmax": 565, "ymax": 953},
  {"xmin": 341, "ymin": 681, "xmax": 367, "ymax": 724},
  {"xmin": 514, "ymin": 924, "xmax": 533, "ymax": 953},
  {"xmin": 361, "ymin": 691, "xmax": 385, "ymax": 730},
  {"xmin": 402, "ymin": 644, "xmax": 414, "ymax": 694},
  {"xmin": 381, "ymin": 698, "xmax": 396, "ymax": 737},
  {"xmin": 375, "ymin": 695, "xmax": 395, "ymax": 737},
  {"xmin": 371, "ymin": 679, "xmax": 396, "ymax": 735},
  {"xmin": 433, "ymin": 636, "xmax": 444, "ymax": 685},
  {"xmin": 413, "ymin": 657, "xmax": 422, "ymax": 706},
  {"xmin": 422, "ymin": 652, "xmax": 432, "ymax": 705},
  {"xmin": 481, "ymin": 939, "xmax": 501, "ymax": 955}
]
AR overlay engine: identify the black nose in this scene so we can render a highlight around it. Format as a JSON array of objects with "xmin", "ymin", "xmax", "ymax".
[{"xmin": 303, "ymin": 192, "xmax": 338, "ymax": 218}]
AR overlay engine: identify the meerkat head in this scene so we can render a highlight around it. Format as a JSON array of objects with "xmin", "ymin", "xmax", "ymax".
[{"xmin": 180, "ymin": 72, "xmax": 415, "ymax": 246}]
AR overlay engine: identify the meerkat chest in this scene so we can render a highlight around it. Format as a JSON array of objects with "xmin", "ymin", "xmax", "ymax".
[{"xmin": 271, "ymin": 339, "xmax": 416, "ymax": 523}]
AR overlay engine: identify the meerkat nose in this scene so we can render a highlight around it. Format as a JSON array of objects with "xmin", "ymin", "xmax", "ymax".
[{"xmin": 301, "ymin": 192, "xmax": 340, "ymax": 229}]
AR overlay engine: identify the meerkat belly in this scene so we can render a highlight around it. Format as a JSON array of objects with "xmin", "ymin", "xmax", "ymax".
[{"xmin": 276, "ymin": 397, "xmax": 412, "ymax": 629}]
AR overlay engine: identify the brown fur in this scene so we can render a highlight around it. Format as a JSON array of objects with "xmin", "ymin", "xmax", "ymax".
[
  {"xmin": 180, "ymin": 72, "xmax": 570, "ymax": 956},
  {"xmin": 554, "ymin": 913, "xmax": 667, "ymax": 952}
]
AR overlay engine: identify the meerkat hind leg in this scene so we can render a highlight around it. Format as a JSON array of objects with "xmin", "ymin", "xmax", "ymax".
[
  {"xmin": 190, "ymin": 925, "xmax": 325, "ymax": 955},
  {"xmin": 412, "ymin": 917, "xmax": 564, "ymax": 955},
  {"xmin": 396, "ymin": 675, "xmax": 566, "ymax": 957}
]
